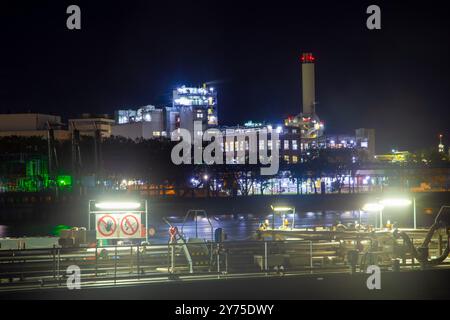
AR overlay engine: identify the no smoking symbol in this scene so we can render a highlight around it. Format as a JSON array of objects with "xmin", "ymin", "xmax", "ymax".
[{"xmin": 121, "ymin": 215, "xmax": 139, "ymax": 236}]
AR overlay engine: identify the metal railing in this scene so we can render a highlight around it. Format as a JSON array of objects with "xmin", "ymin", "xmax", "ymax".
[{"xmin": 0, "ymin": 237, "xmax": 448, "ymax": 289}]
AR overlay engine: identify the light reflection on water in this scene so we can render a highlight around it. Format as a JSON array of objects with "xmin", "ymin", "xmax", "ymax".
[
  {"xmin": 147, "ymin": 211, "xmax": 367, "ymax": 243},
  {"xmin": 1, "ymin": 211, "xmax": 368, "ymax": 243}
]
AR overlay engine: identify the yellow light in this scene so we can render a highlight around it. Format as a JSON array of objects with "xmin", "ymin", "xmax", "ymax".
[
  {"xmin": 379, "ymin": 198, "xmax": 412, "ymax": 207},
  {"xmin": 95, "ymin": 202, "xmax": 141, "ymax": 210},
  {"xmin": 362, "ymin": 203, "xmax": 384, "ymax": 212}
]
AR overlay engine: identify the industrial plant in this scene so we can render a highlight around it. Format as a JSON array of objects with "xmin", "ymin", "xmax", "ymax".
[{"xmin": 1, "ymin": 0, "xmax": 450, "ymax": 303}]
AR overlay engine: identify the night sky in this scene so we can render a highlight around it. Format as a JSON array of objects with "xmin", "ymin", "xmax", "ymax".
[{"xmin": 1, "ymin": 0, "xmax": 449, "ymax": 153}]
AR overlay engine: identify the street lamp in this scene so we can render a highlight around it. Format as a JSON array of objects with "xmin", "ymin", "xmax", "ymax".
[
  {"xmin": 270, "ymin": 206, "xmax": 296, "ymax": 230},
  {"xmin": 379, "ymin": 198, "xmax": 412, "ymax": 207},
  {"xmin": 362, "ymin": 203, "xmax": 384, "ymax": 228},
  {"xmin": 94, "ymin": 201, "xmax": 141, "ymax": 210},
  {"xmin": 363, "ymin": 197, "xmax": 414, "ymax": 229},
  {"xmin": 380, "ymin": 197, "xmax": 413, "ymax": 228}
]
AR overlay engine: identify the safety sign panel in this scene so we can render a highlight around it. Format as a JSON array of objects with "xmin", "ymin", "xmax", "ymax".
[
  {"xmin": 96, "ymin": 213, "xmax": 142, "ymax": 239},
  {"xmin": 120, "ymin": 214, "xmax": 141, "ymax": 238}
]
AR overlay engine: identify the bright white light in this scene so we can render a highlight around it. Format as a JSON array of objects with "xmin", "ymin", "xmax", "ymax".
[
  {"xmin": 272, "ymin": 206, "xmax": 294, "ymax": 212},
  {"xmin": 362, "ymin": 203, "xmax": 384, "ymax": 212},
  {"xmin": 95, "ymin": 202, "xmax": 141, "ymax": 210},
  {"xmin": 379, "ymin": 198, "xmax": 412, "ymax": 207},
  {"xmin": 174, "ymin": 97, "xmax": 192, "ymax": 106},
  {"xmin": 267, "ymin": 125, "xmax": 273, "ymax": 132},
  {"xmin": 203, "ymin": 174, "xmax": 209, "ymax": 181},
  {"xmin": 276, "ymin": 126, "xmax": 282, "ymax": 134}
]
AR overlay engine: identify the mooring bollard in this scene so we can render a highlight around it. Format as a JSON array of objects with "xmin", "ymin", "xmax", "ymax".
[
  {"xmin": 392, "ymin": 259, "xmax": 400, "ymax": 272},
  {"xmin": 347, "ymin": 250, "xmax": 358, "ymax": 274}
]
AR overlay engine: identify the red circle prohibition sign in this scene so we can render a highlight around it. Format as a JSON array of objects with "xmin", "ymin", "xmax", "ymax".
[
  {"xmin": 97, "ymin": 214, "xmax": 117, "ymax": 237},
  {"xmin": 121, "ymin": 215, "xmax": 139, "ymax": 236}
]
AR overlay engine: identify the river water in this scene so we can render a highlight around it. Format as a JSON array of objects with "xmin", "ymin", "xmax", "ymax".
[{"xmin": 1, "ymin": 210, "xmax": 375, "ymax": 243}]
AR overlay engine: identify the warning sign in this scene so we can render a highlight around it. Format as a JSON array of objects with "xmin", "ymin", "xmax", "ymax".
[
  {"xmin": 96, "ymin": 213, "xmax": 142, "ymax": 239},
  {"xmin": 120, "ymin": 214, "xmax": 141, "ymax": 238},
  {"xmin": 96, "ymin": 214, "xmax": 118, "ymax": 239}
]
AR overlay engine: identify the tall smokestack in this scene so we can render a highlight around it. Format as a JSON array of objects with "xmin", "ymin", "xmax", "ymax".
[{"xmin": 301, "ymin": 53, "xmax": 316, "ymax": 115}]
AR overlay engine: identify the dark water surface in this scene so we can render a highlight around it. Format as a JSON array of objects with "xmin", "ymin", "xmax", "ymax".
[{"xmin": 0, "ymin": 210, "xmax": 377, "ymax": 243}]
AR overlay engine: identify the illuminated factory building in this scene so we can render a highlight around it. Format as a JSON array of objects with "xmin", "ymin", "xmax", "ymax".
[
  {"xmin": 91, "ymin": 53, "xmax": 374, "ymax": 164},
  {"xmin": 0, "ymin": 53, "xmax": 375, "ymax": 165},
  {"xmin": 112, "ymin": 105, "xmax": 166, "ymax": 139},
  {"xmin": 284, "ymin": 53, "xmax": 324, "ymax": 144},
  {"xmin": 173, "ymin": 84, "xmax": 218, "ymax": 138},
  {"xmin": 218, "ymin": 53, "xmax": 375, "ymax": 164},
  {"xmin": 111, "ymin": 84, "xmax": 218, "ymax": 140}
]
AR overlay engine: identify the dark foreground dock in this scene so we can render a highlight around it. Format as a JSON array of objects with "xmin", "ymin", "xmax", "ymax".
[{"xmin": 1, "ymin": 268, "xmax": 450, "ymax": 300}]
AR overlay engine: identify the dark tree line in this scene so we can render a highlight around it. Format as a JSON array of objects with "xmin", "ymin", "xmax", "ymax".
[{"xmin": 1, "ymin": 136, "xmax": 448, "ymax": 195}]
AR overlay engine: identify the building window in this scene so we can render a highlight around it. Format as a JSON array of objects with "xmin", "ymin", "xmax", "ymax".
[
  {"xmin": 284, "ymin": 155, "xmax": 290, "ymax": 163},
  {"xmin": 292, "ymin": 156, "xmax": 298, "ymax": 163},
  {"xmin": 292, "ymin": 129, "xmax": 297, "ymax": 134},
  {"xmin": 284, "ymin": 140, "xmax": 289, "ymax": 150},
  {"xmin": 292, "ymin": 140, "xmax": 298, "ymax": 150},
  {"xmin": 196, "ymin": 113, "xmax": 203, "ymax": 119},
  {"xmin": 153, "ymin": 131, "xmax": 161, "ymax": 136},
  {"xmin": 259, "ymin": 140, "xmax": 265, "ymax": 151}
]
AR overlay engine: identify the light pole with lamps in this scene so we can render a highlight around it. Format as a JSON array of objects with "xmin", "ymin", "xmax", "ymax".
[
  {"xmin": 379, "ymin": 198, "xmax": 412, "ymax": 228},
  {"xmin": 363, "ymin": 197, "xmax": 413, "ymax": 229},
  {"xmin": 362, "ymin": 203, "xmax": 384, "ymax": 228}
]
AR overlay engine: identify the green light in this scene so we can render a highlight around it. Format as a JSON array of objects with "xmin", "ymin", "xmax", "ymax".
[
  {"xmin": 52, "ymin": 224, "xmax": 72, "ymax": 236},
  {"xmin": 56, "ymin": 175, "xmax": 73, "ymax": 188}
]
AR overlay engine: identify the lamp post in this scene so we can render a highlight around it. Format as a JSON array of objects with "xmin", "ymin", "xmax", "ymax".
[
  {"xmin": 379, "ymin": 198, "xmax": 412, "ymax": 229},
  {"xmin": 271, "ymin": 206, "xmax": 295, "ymax": 230},
  {"xmin": 363, "ymin": 197, "xmax": 413, "ymax": 229},
  {"xmin": 379, "ymin": 208, "xmax": 383, "ymax": 228},
  {"xmin": 362, "ymin": 203, "xmax": 384, "ymax": 228}
]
